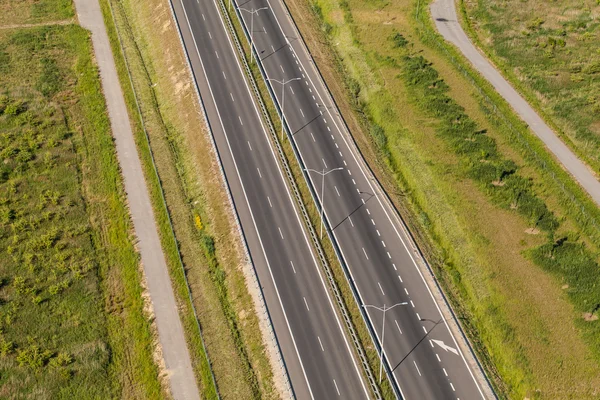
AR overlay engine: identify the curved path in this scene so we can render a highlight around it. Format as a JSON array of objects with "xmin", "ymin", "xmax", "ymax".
[
  {"xmin": 74, "ymin": 0, "xmax": 201, "ymax": 398},
  {"xmin": 431, "ymin": 0, "xmax": 600, "ymax": 207}
]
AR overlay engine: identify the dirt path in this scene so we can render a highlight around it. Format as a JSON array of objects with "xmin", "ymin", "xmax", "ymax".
[
  {"xmin": 0, "ymin": 19, "xmax": 74, "ymax": 29},
  {"xmin": 72, "ymin": 0, "xmax": 201, "ymax": 399},
  {"xmin": 431, "ymin": 0, "xmax": 600, "ymax": 207}
]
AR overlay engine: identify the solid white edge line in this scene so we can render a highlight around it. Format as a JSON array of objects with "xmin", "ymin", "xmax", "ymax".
[
  {"xmin": 212, "ymin": 1, "xmax": 371, "ymax": 396},
  {"xmin": 260, "ymin": 2, "xmax": 485, "ymax": 395},
  {"xmin": 178, "ymin": 1, "xmax": 318, "ymax": 397}
]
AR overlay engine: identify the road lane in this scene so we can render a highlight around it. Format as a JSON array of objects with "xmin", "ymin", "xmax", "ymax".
[
  {"xmin": 169, "ymin": 0, "xmax": 371, "ymax": 397},
  {"xmin": 232, "ymin": 0, "xmax": 495, "ymax": 398}
]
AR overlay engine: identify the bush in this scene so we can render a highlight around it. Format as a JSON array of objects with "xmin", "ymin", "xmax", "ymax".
[
  {"xmin": 16, "ymin": 343, "xmax": 53, "ymax": 370},
  {"xmin": 4, "ymin": 101, "xmax": 25, "ymax": 116},
  {"xmin": 390, "ymin": 31, "xmax": 408, "ymax": 48},
  {"xmin": 529, "ymin": 240, "xmax": 600, "ymax": 313}
]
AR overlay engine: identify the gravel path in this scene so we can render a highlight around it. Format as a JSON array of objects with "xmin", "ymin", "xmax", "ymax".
[
  {"xmin": 73, "ymin": 0, "xmax": 201, "ymax": 399},
  {"xmin": 431, "ymin": 0, "xmax": 600, "ymax": 207}
]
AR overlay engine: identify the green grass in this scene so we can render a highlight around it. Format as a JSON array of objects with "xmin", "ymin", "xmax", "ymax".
[
  {"xmin": 460, "ymin": 0, "xmax": 600, "ymax": 176},
  {"xmin": 99, "ymin": 0, "xmax": 279, "ymax": 398},
  {"xmin": 281, "ymin": 0, "xmax": 600, "ymax": 398},
  {"xmin": 0, "ymin": 24, "xmax": 162, "ymax": 399},
  {"xmin": 0, "ymin": 0, "xmax": 74, "ymax": 26}
]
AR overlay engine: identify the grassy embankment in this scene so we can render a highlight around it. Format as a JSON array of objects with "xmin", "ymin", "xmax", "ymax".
[
  {"xmin": 460, "ymin": 0, "xmax": 600, "ymax": 175},
  {"xmin": 0, "ymin": 16, "xmax": 163, "ymax": 400},
  {"xmin": 281, "ymin": 0, "xmax": 600, "ymax": 398},
  {"xmin": 100, "ymin": 0, "xmax": 279, "ymax": 398}
]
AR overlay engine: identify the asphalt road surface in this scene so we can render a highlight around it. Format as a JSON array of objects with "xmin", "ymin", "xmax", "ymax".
[
  {"xmin": 74, "ymin": 0, "xmax": 201, "ymax": 399},
  {"xmin": 431, "ymin": 0, "xmax": 600, "ymax": 207},
  {"xmin": 231, "ymin": 0, "xmax": 493, "ymax": 398},
  {"xmin": 169, "ymin": 0, "xmax": 371, "ymax": 398}
]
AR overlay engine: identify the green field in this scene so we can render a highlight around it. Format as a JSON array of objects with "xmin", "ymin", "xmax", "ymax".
[
  {"xmin": 461, "ymin": 0, "xmax": 600, "ymax": 175},
  {"xmin": 0, "ymin": 22, "xmax": 162, "ymax": 400},
  {"xmin": 282, "ymin": 0, "xmax": 600, "ymax": 397},
  {"xmin": 0, "ymin": 0, "xmax": 74, "ymax": 25}
]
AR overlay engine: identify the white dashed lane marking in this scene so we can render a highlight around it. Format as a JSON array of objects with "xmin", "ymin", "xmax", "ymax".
[
  {"xmin": 318, "ymin": 336, "xmax": 325, "ymax": 352},
  {"xmin": 395, "ymin": 320, "xmax": 403, "ymax": 334},
  {"xmin": 414, "ymin": 361, "xmax": 422, "ymax": 377}
]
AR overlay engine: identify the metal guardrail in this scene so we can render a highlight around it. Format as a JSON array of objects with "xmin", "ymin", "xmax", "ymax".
[
  {"xmin": 104, "ymin": 1, "xmax": 220, "ymax": 398},
  {"xmin": 216, "ymin": 1, "xmax": 384, "ymax": 399}
]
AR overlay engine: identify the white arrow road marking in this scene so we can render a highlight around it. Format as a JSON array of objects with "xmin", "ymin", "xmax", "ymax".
[{"xmin": 432, "ymin": 339, "xmax": 459, "ymax": 355}]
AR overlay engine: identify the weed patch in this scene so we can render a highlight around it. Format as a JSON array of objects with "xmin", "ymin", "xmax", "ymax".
[{"xmin": 0, "ymin": 24, "xmax": 162, "ymax": 399}]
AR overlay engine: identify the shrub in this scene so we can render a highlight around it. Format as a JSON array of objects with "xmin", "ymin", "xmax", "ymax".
[
  {"xmin": 390, "ymin": 31, "xmax": 408, "ymax": 48},
  {"xmin": 0, "ymin": 336, "xmax": 14, "ymax": 357},
  {"xmin": 529, "ymin": 240, "xmax": 600, "ymax": 313},
  {"xmin": 16, "ymin": 343, "xmax": 53, "ymax": 370},
  {"xmin": 4, "ymin": 101, "xmax": 25, "ymax": 116}
]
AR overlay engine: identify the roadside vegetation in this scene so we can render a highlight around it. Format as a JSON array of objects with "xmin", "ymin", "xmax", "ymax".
[
  {"xmin": 0, "ymin": 18, "xmax": 163, "ymax": 400},
  {"xmin": 99, "ymin": 0, "xmax": 279, "ymax": 398},
  {"xmin": 281, "ymin": 0, "xmax": 600, "ymax": 398},
  {"xmin": 0, "ymin": 0, "xmax": 74, "ymax": 25},
  {"xmin": 460, "ymin": 0, "xmax": 600, "ymax": 175}
]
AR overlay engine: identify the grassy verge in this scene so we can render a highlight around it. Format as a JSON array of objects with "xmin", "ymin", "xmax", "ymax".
[
  {"xmin": 458, "ymin": 0, "xmax": 600, "ymax": 175},
  {"xmin": 279, "ymin": 0, "xmax": 600, "ymax": 398},
  {"xmin": 99, "ymin": 0, "xmax": 279, "ymax": 398},
  {"xmin": 0, "ymin": 24, "xmax": 163, "ymax": 399}
]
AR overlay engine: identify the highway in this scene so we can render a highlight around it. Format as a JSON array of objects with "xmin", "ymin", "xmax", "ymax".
[
  {"xmin": 231, "ymin": 0, "xmax": 494, "ymax": 398},
  {"xmin": 169, "ymin": 0, "xmax": 371, "ymax": 398}
]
